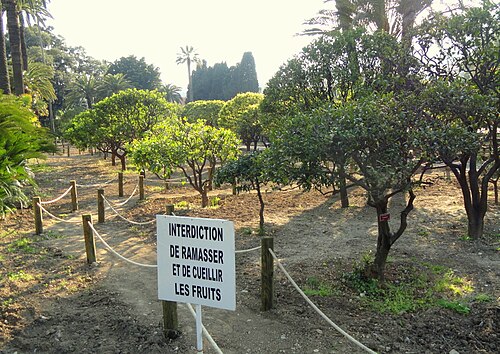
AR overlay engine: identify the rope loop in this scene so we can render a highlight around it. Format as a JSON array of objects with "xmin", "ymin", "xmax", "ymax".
[
  {"xmin": 88, "ymin": 222, "xmax": 157, "ymax": 268},
  {"xmin": 40, "ymin": 185, "xmax": 73, "ymax": 205}
]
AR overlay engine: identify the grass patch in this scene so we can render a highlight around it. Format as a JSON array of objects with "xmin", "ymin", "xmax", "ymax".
[
  {"xmin": 29, "ymin": 163, "xmax": 53, "ymax": 174},
  {"xmin": 7, "ymin": 237, "xmax": 38, "ymax": 254},
  {"xmin": 174, "ymin": 200, "xmax": 192, "ymax": 210},
  {"xmin": 342, "ymin": 259, "xmax": 479, "ymax": 315},
  {"xmin": 7, "ymin": 270, "xmax": 35, "ymax": 282},
  {"xmin": 303, "ymin": 277, "xmax": 336, "ymax": 297},
  {"xmin": 209, "ymin": 196, "xmax": 221, "ymax": 208}
]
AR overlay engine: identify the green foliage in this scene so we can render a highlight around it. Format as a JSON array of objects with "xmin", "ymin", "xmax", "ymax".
[
  {"xmin": 190, "ymin": 52, "xmax": 259, "ymax": 101},
  {"xmin": 107, "ymin": 55, "xmax": 162, "ymax": 91},
  {"xmin": 181, "ymin": 100, "xmax": 225, "ymax": 126},
  {"xmin": 0, "ymin": 93, "xmax": 53, "ymax": 216},
  {"xmin": 218, "ymin": 92, "xmax": 264, "ymax": 150},
  {"xmin": 130, "ymin": 119, "xmax": 240, "ymax": 206},
  {"xmin": 64, "ymin": 89, "xmax": 177, "ymax": 169}
]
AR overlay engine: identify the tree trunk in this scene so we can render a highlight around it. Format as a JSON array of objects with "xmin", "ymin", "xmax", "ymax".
[
  {"xmin": 368, "ymin": 200, "xmax": 392, "ymax": 282},
  {"xmin": 467, "ymin": 209, "xmax": 485, "ymax": 240},
  {"xmin": 339, "ymin": 165, "xmax": 349, "ymax": 208},
  {"xmin": 200, "ymin": 185, "xmax": 208, "ymax": 208},
  {"xmin": 187, "ymin": 58, "xmax": 192, "ymax": 102},
  {"xmin": 111, "ymin": 153, "xmax": 116, "ymax": 166},
  {"xmin": 0, "ymin": 4, "xmax": 11, "ymax": 94},
  {"xmin": 18, "ymin": 12, "xmax": 27, "ymax": 71},
  {"xmin": 4, "ymin": 0, "xmax": 24, "ymax": 95}
]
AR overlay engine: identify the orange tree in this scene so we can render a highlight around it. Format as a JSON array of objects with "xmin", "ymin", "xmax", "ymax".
[
  {"xmin": 130, "ymin": 119, "xmax": 240, "ymax": 207},
  {"xmin": 64, "ymin": 89, "xmax": 178, "ymax": 170}
]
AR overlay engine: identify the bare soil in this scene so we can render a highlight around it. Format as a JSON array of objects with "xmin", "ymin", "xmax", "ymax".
[{"xmin": 0, "ymin": 149, "xmax": 499, "ymax": 354}]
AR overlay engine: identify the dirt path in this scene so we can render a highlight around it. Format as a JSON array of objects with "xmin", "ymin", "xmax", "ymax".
[{"xmin": 1, "ymin": 151, "xmax": 499, "ymax": 353}]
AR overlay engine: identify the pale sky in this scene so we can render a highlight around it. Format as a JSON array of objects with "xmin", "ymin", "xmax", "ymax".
[{"xmin": 46, "ymin": 0, "xmax": 326, "ymax": 92}]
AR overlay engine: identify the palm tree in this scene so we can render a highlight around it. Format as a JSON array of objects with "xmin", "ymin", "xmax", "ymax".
[
  {"xmin": 160, "ymin": 83, "xmax": 182, "ymax": 103},
  {"xmin": 0, "ymin": 2, "xmax": 11, "ymax": 93},
  {"xmin": 303, "ymin": 0, "xmax": 432, "ymax": 40},
  {"xmin": 2, "ymin": 0, "xmax": 24, "ymax": 95},
  {"xmin": 66, "ymin": 74, "xmax": 98, "ymax": 109},
  {"xmin": 97, "ymin": 73, "xmax": 131, "ymax": 99},
  {"xmin": 176, "ymin": 45, "xmax": 200, "ymax": 102},
  {"xmin": 24, "ymin": 60, "xmax": 55, "ymax": 115}
]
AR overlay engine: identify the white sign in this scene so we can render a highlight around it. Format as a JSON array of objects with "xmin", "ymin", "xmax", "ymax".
[{"xmin": 156, "ymin": 215, "xmax": 236, "ymax": 310}]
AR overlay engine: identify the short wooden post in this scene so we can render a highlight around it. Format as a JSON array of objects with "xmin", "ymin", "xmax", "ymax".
[
  {"xmin": 139, "ymin": 175, "xmax": 145, "ymax": 200},
  {"xmin": 70, "ymin": 180, "xmax": 78, "ymax": 211},
  {"xmin": 82, "ymin": 214, "xmax": 96, "ymax": 264},
  {"xmin": 162, "ymin": 204, "xmax": 179, "ymax": 338},
  {"xmin": 97, "ymin": 189, "xmax": 105, "ymax": 223},
  {"xmin": 118, "ymin": 172, "xmax": 124, "ymax": 197},
  {"xmin": 67, "ymin": 144, "xmax": 70, "ymax": 157},
  {"xmin": 261, "ymin": 237, "xmax": 274, "ymax": 311},
  {"xmin": 232, "ymin": 178, "xmax": 237, "ymax": 195},
  {"xmin": 33, "ymin": 196, "xmax": 43, "ymax": 235}
]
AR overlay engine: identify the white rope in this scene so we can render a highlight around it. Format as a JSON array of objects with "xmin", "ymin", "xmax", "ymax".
[
  {"xmin": 38, "ymin": 203, "xmax": 80, "ymax": 224},
  {"xmin": 185, "ymin": 303, "xmax": 223, "ymax": 354},
  {"xmin": 110, "ymin": 184, "xmax": 138, "ymax": 206},
  {"xmin": 76, "ymin": 177, "xmax": 116, "ymax": 188},
  {"xmin": 235, "ymin": 245, "xmax": 261, "ymax": 254},
  {"xmin": 40, "ymin": 185, "xmax": 73, "ymax": 205},
  {"xmin": 101, "ymin": 194, "xmax": 155, "ymax": 225},
  {"xmin": 88, "ymin": 222, "xmax": 157, "ymax": 268},
  {"xmin": 268, "ymin": 248, "xmax": 377, "ymax": 354}
]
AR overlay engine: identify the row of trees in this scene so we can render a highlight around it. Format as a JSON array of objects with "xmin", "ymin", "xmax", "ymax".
[
  {"xmin": 188, "ymin": 52, "xmax": 259, "ymax": 101},
  {"xmin": 61, "ymin": 1, "xmax": 498, "ymax": 283},
  {"xmin": 217, "ymin": 0, "xmax": 499, "ymax": 281}
]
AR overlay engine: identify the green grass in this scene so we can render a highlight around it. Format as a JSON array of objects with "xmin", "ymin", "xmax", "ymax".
[
  {"xmin": 209, "ymin": 196, "xmax": 221, "ymax": 208},
  {"xmin": 342, "ymin": 259, "xmax": 479, "ymax": 315},
  {"xmin": 29, "ymin": 163, "xmax": 53, "ymax": 173},
  {"xmin": 303, "ymin": 277, "xmax": 336, "ymax": 297},
  {"xmin": 7, "ymin": 237, "xmax": 37, "ymax": 254},
  {"xmin": 7, "ymin": 270, "xmax": 35, "ymax": 282}
]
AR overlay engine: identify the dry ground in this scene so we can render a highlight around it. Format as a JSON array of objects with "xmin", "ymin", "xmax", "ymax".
[{"xmin": 0, "ymin": 149, "xmax": 499, "ymax": 353}]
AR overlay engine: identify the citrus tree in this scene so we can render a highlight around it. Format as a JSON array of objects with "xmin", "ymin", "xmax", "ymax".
[
  {"xmin": 218, "ymin": 92, "xmax": 264, "ymax": 151},
  {"xmin": 130, "ymin": 119, "xmax": 240, "ymax": 207},
  {"xmin": 64, "ymin": 89, "xmax": 178, "ymax": 170}
]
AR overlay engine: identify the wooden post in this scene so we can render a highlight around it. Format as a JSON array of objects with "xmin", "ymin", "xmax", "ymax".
[
  {"xmin": 139, "ymin": 175, "xmax": 145, "ymax": 200},
  {"xmin": 97, "ymin": 189, "xmax": 105, "ymax": 223},
  {"xmin": 67, "ymin": 144, "xmax": 70, "ymax": 157},
  {"xmin": 70, "ymin": 180, "xmax": 78, "ymax": 211},
  {"xmin": 118, "ymin": 172, "xmax": 124, "ymax": 197},
  {"xmin": 82, "ymin": 214, "xmax": 96, "ymax": 264},
  {"xmin": 163, "ymin": 204, "xmax": 179, "ymax": 338},
  {"xmin": 33, "ymin": 196, "xmax": 43, "ymax": 235},
  {"xmin": 261, "ymin": 237, "xmax": 274, "ymax": 311},
  {"xmin": 232, "ymin": 178, "xmax": 237, "ymax": 195}
]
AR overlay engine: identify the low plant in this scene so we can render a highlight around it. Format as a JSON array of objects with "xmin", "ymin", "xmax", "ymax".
[
  {"xmin": 7, "ymin": 270, "xmax": 35, "ymax": 282},
  {"xmin": 303, "ymin": 277, "xmax": 336, "ymax": 297},
  {"xmin": 7, "ymin": 237, "xmax": 37, "ymax": 254}
]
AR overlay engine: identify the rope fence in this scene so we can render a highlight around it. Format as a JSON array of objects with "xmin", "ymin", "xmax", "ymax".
[
  {"xmin": 235, "ymin": 245, "xmax": 261, "ymax": 254},
  {"xmin": 37, "ymin": 203, "xmax": 81, "ymax": 224},
  {"xmin": 108, "ymin": 183, "xmax": 139, "ymax": 206},
  {"xmin": 101, "ymin": 194, "xmax": 155, "ymax": 225},
  {"xmin": 76, "ymin": 177, "xmax": 117, "ymax": 188},
  {"xmin": 40, "ymin": 185, "xmax": 74, "ymax": 205},
  {"xmin": 88, "ymin": 222, "xmax": 157, "ymax": 268},
  {"xmin": 268, "ymin": 248, "xmax": 377, "ymax": 354},
  {"xmin": 35, "ymin": 188, "xmax": 377, "ymax": 353}
]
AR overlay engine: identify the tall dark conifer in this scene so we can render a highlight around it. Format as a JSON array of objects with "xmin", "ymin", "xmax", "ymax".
[{"xmin": 235, "ymin": 52, "xmax": 259, "ymax": 94}]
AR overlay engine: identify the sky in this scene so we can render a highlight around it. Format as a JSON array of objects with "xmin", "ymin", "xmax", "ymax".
[{"xmin": 45, "ymin": 0, "xmax": 326, "ymax": 93}]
